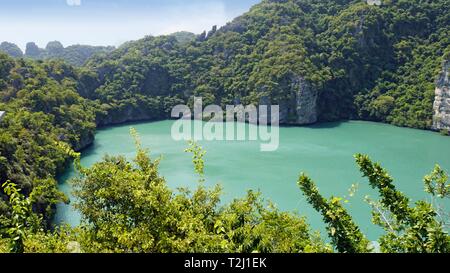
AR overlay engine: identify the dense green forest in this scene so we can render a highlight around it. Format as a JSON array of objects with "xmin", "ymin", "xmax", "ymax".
[
  {"xmin": 0, "ymin": 54, "xmax": 98, "ymax": 228},
  {"xmin": 0, "ymin": 0, "xmax": 449, "ymax": 253},
  {"xmin": 83, "ymin": 0, "xmax": 449, "ymax": 127}
]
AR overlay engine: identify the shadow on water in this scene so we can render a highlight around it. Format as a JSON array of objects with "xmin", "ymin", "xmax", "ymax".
[
  {"xmin": 292, "ymin": 121, "xmax": 347, "ymax": 129},
  {"xmin": 97, "ymin": 119, "xmax": 163, "ymax": 132},
  {"xmin": 80, "ymin": 141, "xmax": 103, "ymax": 158},
  {"xmin": 307, "ymin": 121, "xmax": 346, "ymax": 129},
  {"xmin": 279, "ymin": 121, "xmax": 346, "ymax": 129}
]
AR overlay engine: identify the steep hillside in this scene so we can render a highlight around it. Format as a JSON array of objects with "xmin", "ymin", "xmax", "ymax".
[
  {"xmin": 0, "ymin": 54, "xmax": 97, "ymax": 225},
  {"xmin": 84, "ymin": 0, "xmax": 449, "ymax": 128}
]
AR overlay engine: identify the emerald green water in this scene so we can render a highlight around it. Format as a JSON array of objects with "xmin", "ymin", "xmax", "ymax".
[{"xmin": 55, "ymin": 120, "xmax": 450, "ymax": 240}]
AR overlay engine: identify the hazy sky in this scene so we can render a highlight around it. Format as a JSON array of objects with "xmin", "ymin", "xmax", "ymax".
[{"xmin": 0, "ymin": 0, "xmax": 260, "ymax": 50}]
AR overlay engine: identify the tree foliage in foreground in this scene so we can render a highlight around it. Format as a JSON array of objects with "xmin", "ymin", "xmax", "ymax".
[
  {"xmin": 70, "ymin": 132, "xmax": 328, "ymax": 253},
  {"xmin": 299, "ymin": 154, "xmax": 450, "ymax": 253},
  {"xmin": 1, "ymin": 134, "xmax": 448, "ymax": 253},
  {"xmin": 0, "ymin": 132, "xmax": 330, "ymax": 253}
]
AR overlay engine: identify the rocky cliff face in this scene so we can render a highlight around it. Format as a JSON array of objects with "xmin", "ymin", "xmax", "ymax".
[
  {"xmin": 74, "ymin": 131, "xmax": 95, "ymax": 152},
  {"xmin": 95, "ymin": 102, "xmax": 160, "ymax": 127},
  {"xmin": 278, "ymin": 76, "xmax": 318, "ymax": 125},
  {"xmin": 294, "ymin": 76, "xmax": 318, "ymax": 125},
  {"xmin": 263, "ymin": 76, "xmax": 318, "ymax": 125},
  {"xmin": 432, "ymin": 60, "xmax": 450, "ymax": 131}
]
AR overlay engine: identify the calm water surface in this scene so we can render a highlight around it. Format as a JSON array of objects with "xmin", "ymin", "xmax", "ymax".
[{"xmin": 54, "ymin": 120, "xmax": 450, "ymax": 240}]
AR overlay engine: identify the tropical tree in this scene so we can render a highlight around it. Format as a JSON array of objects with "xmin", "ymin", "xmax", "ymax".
[{"xmin": 298, "ymin": 154, "xmax": 450, "ymax": 253}]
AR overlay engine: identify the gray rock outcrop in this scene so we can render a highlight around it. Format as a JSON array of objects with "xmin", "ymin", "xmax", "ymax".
[
  {"xmin": 269, "ymin": 76, "xmax": 318, "ymax": 125},
  {"xmin": 432, "ymin": 60, "xmax": 450, "ymax": 131},
  {"xmin": 294, "ymin": 76, "xmax": 318, "ymax": 125},
  {"xmin": 0, "ymin": 42, "xmax": 23, "ymax": 58}
]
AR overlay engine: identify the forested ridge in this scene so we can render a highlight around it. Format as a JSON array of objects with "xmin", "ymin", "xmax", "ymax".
[
  {"xmin": 83, "ymin": 0, "xmax": 450, "ymax": 127},
  {"xmin": 0, "ymin": 41, "xmax": 115, "ymax": 67},
  {"xmin": 0, "ymin": 0, "xmax": 449, "ymax": 253}
]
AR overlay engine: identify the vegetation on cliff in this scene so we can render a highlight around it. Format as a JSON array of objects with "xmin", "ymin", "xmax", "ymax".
[
  {"xmin": 0, "ymin": 53, "xmax": 97, "ymax": 227},
  {"xmin": 83, "ymin": 0, "xmax": 449, "ymax": 126}
]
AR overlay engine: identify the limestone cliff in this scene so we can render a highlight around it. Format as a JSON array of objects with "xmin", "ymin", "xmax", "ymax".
[
  {"xmin": 432, "ymin": 60, "xmax": 450, "ymax": 131},
  {"xmin": 279, "ymin": 76, "xmax": 318, "ymax": 125},
  {"xmin": 74, "ymin": 132, "xmax": 95, "ymax": 152},
  {"xmin": 293, "ymin": 76, "xmax": 318, "ymax": 125},
  {"xmin": 96, "ymin": 105, "xmax": 157, "ymax": 127}
]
